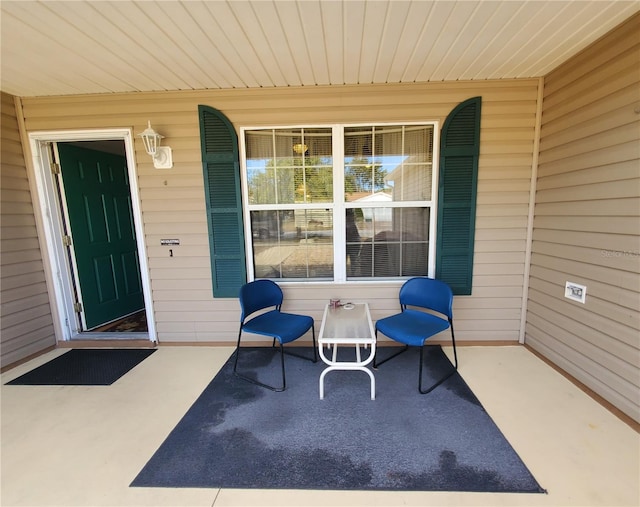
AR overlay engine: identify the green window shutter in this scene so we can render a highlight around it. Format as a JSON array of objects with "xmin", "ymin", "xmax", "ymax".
[
  {"xmin": 436, "ymin": 97, "xmax": 481, "ymax": 295},
  {"xmin": 198, "ymin": 105, "xmax": 246, "ymax": 298}
]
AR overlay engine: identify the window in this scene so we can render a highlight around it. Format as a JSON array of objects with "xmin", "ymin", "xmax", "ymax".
[{"xmin": 241, "ymin": 123, "xmax": 438, "ymax": 282}]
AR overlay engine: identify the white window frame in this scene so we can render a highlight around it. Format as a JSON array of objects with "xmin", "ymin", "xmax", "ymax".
[{"xmin": 239, "ymin": 122, "xmax": 439, "ymax": 284}]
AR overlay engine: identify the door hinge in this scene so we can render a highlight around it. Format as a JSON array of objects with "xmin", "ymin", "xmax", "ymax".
[
  {"xmin": 62, "ymin": 235, "xmax": 72, "ymax": 246},
  {"xmin": 73, "ymin": 302, "xmax": 83, "ymax": 313},
  {"xmin": 51, "ymin": 162, "xmax": 61, "ymax": 175}
]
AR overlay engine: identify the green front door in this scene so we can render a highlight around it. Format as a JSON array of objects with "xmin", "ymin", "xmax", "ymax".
[{"xmin": 57, "ymin": 143, "xmax": 144, "ymax": 330}]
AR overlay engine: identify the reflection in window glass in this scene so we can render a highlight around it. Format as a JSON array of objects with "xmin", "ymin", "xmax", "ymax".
[
  {"xmin": 346, "ymin": 207, "xmax": 429, "ymax": 279},
  {"xmin": 251, "ymin": 209, "xmax": 333, "ymax": 280},
  {"xmin": 344, "ymin": 125, "xmax": 433, "ymax": 202},
  {"xmin": 245, "ymin": 128, "xmax": 333, "ymax": 205},
  {"xmin": 244, "ymin": 122, "xmax": 436, "ymax": 282}
]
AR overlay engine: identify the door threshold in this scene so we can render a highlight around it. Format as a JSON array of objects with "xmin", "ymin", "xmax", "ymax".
[
  {"xmin": 59, "ymin": 337, "xmax": 155, "ymax": 348},
  {"xmin": 73, "ymin": 332, "xmax": 149, "ymax": 340}
]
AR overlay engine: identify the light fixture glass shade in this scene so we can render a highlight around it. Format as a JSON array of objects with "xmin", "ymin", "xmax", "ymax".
[
  {"xmin": 139, "ymin": 121, "xmax": 164, "ymax": 156},
  {"xmin": 138, "ymin": 121, "xmax": 172, "ymax": 168}
]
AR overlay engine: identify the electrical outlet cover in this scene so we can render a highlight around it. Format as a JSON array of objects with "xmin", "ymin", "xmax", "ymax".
[{"xmin": 565, "ymin": 281, "xmax": 587, "ymax": 303}]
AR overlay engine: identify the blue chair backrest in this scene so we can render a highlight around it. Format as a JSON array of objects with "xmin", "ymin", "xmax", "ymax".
[
  {"xmin": 399, "ymin": 277, "xmax": 453, "ymax": 319},
  {"xmin": 239, "ymin": 279, "xmax": 284, "ymax": 322}
]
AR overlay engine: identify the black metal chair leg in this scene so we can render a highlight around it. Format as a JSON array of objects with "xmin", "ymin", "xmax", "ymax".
[
  {"xmin": 373, "ymin": 329, "xmax": 409, "ymax": 368},
  {"xmin": 278, "ymin": 344, "xmax": 286, "ymax": 391},
  {"xmin": 311, "ymin": 325, "xmax": 317, "ymax": 362},
  {"xmin": 233, "ymin": 332, "xmax": 287, "ymax": 392},
  {"xmin": 233, "ymin": 326, "xmax": 317, "ymax": 392},
  {"xmin": 418, "ymin": 327, "xmax": 458, "ymax": 394},
  {"xmin": 280, "ymin": 326, "xmax": 317, "ymax": 363},
  {"xmin": 232, "ymin": 327, "xmax": 243, "ymax": 375},
  {"xmin": 450, "ymin": 321, "xmax": 458, "ymax": 369}
]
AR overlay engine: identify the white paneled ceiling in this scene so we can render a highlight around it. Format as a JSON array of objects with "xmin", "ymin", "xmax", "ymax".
[{"xmin": 1, "ymin": 0, "xmax": 638, "ymax": 97}]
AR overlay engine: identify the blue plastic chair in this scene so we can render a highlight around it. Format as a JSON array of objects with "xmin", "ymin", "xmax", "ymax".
[
  {"xmin": 373, "ymin": 277, "xmax": 458, "ymax": 394},
  {"xmin": 233, "ymin": 279, "xmax": 317, "ymax": 391}
]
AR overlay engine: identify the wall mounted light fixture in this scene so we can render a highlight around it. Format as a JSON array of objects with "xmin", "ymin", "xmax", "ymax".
[{"xmin": 138, "ymin": 121, "xmax": 173, "ymax": 169}]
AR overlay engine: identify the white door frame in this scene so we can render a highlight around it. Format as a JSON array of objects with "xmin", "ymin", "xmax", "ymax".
[{"xmin": 27, "ymin": 128, "xmax": 157, "ymax": 342}]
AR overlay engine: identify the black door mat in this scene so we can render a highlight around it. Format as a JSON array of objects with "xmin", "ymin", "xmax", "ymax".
[{"xmin": 5, "ymin": 349, "xmax": 156, "ymax": 386}]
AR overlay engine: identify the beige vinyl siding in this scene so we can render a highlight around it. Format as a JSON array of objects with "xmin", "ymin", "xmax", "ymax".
[
  {"xmin": 19, "ymin": 79, "xmax": 539, "ymax": 344},
  {"xmin": 526, "ymin": 14, "xmax": 640, "ymax": 423},
  {"xmin": 1, "ymin": 92, "xmax": 56, "ymax": 368}
]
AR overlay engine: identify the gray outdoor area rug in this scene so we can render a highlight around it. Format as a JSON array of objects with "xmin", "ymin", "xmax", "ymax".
[{"xmin": 131, "ymin": 345, "xmax": 545, "ymax": 493}]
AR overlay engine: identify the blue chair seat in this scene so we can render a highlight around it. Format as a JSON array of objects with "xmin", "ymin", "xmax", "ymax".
[
  {"xmin": 376, "ymin": 309, "xmax": 450, "ymax": 347},
  {"xmin": 243, "ymin": 310, "xmax": 314, "ymax": 345}
]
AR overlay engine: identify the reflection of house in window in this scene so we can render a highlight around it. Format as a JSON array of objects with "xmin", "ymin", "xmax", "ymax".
[
  {"xmin": 357, "ymin": 192, "xmax": 392, "ymax": 222},
  {"xmin": 383, "ymin": 155, "xmax": 432, "ymax": 201}
]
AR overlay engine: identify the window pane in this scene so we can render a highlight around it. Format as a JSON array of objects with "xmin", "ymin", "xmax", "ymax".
[
  {"xmin": 247, "ymin": 163, "xmax": 275, "ymax": 204},
  {"xmin": 345, "ymin": 128, "xmax": 391, "ymax": 203},
  {"xmin": 299, "ymin": 166, "xmax": 333, "ymax": 203},
  {"xmin": 246, "ymin": 130, "xmax": 274, "ymax": 204},
  {"xmin": 404, "ymin": 125, "xmax": 433, "ymax": 163},
  {"xmin": 251, "ymin": 209, "xmax": 333, "ymax": 280},
  {"xmin": 344, "ymin": 128, "xmax": 372, "ymax": 161},
  {"xmin": 246, "ymin": 128, "xmax": 333, "ymax": 204},
  {"xmin": 346, "ymin": 207, "xmax": 429, "ymax": 279},
  {"xmin": 300, "ymin": 128, "xmax": 333, "ymax": 203},
  {"xmin": 391, "ymin": 164, "xmax": 432, "ymax": 201},
  {"xmin": 306, "ymin": 128, "xmax": 333, "ymax": 161},
  {"xmin": 345, "ymin": 125, "xmax": 433, "ymax": 203},
  {"xmin": 374, "ymin": 125, "xmax": 403, "ymax": 159}
]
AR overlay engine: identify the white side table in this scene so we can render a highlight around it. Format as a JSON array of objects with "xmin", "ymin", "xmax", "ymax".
[{"xmin": 318, "ymin": 302, "xmax": 376, "ymax": 400}]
